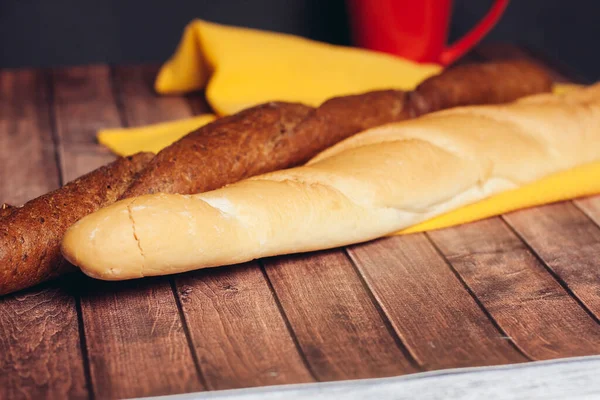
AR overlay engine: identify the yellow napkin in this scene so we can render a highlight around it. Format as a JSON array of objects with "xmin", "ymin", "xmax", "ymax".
[
  {"xmin": 154, "ymin": 19, "xmax": 442, "ymax": 114},
  {"xmin": 98, "ymin": 115, "xmax": 215, "ymax": 156},
  {"xmin": 97, "ymin": 19, "xmax": 599, "ymax": 235}
]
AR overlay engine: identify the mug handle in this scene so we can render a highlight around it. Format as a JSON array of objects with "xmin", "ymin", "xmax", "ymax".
[{"xmin": 439, "ymin": 0, "xmax": 510, "ymax": 66}]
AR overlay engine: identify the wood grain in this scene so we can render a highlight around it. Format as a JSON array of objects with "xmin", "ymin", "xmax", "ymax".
[
  {"xmin": 0, "ymin": 69, "xmax": 87, "ymax": 399},
  {"xmin": 51, "ymin": 65, "xmax": 204, "ymax": 399},
  {"xmin": 175, "ymin": 263, "xmax": 314, "ymax": 390},
  {"xmin": 113, "ymin": 64, "xmax": 194, "ymax": 125},
  {"xmin": 347, "ymin": 235, "xmax": 527, "ymax": 370},
  {"xmin": 429, "ymin": 218, "xmax": 600, "ymax": 359},
  {"xmin": 577, "ymin": 196, "xmax": 600, "ymax": 231},
  {"xmin": 51, "ymin": 65, "xmax": 118, "ymax": 182},
  {"xmin": 79, "ymin": 278, "xmax": 202, "ymax": 398},
  {"xmin": 264, "ymin": 250, "xmax": 418, "ymax": 381},
  {"xmin": 0, "ymin": 69, "xmax": 60, "ymax": 204},
  {"xmin": 0, "ymin": 278, "xmax": 88, "ymax": 400},
  {"xmin": 502, "ymin": 204, "xmax": 600, "ymax": 320}
]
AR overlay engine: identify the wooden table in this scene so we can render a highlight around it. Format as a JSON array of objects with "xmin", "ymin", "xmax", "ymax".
[{"xmin": 1, "ymin": 44, "xmax": 600, "ymax": 400}]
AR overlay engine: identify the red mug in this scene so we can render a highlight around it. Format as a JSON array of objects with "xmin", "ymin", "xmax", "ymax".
[{"xmin": 346, "ymin": 0, "xmax": 509, "ymax": 66}]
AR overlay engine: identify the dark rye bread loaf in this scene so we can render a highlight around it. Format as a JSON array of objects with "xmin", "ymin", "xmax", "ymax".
[
  {"xmin": 0, "ymin": 152, "xmax": 153, "ymax": 295},
  {"xmin": 121, "ymin": 60, "xmax": 552, "ymax": 198}
]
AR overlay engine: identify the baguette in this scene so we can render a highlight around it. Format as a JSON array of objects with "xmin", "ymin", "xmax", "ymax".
[
  {"xmin": 121, "ymin": 60, "xmax": 552, "ymax": 198},
  {"xmin": 61, "ymin": 84, "xmax": 600, "ymax": 280},
  {"xmin": 0, "ymin": 152, "xmax": 153, "ymax": 295}
]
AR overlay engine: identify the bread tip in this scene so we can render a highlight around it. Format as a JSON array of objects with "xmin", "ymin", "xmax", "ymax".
[{"xmin": 60, "ymin": 198, "xmax": 146, "ymax": 281}]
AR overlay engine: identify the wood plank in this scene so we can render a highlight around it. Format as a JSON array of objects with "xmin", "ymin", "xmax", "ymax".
[
  {"xmin": 0, "ymin": 278, "xmax": 88, "ymax": 400},
  {"xmin": 113, "ymin": 64, "xmax": 313, "ymax": 391},
  {"xmin": 174, "ymin": 263, "xmax": 314, "ymax": 390},
  {"xmin": 577, "ymin": 197, "xmax": 600, "ymax": 231},
  {"xmin": 0, "ymin": 69, "xmax": 88, "ymax": 399},
  {"xmin": 113, "ymin": 64, "xmax": 194, "ymax": 125},
  {"xmin": 264, "ymin": 250, "xmax": 419, "ymax": 380},
  {"xmin": 347, "ymin": 235, "xmax": 528, "ymax": 369},
  {"xmin": 429, "ymin": 218, "xmax": 600, "ymax": 359},
  {"xmin": 575, "ymin": 196, "xmax": 600, "ymax": 305},
  {"xmin": 0, "ymin": 69, "xmax": 60, "ymax": 204},
  {"xmin": 502, "ymin": 204, "xmax": 600, "ymax": 320},
  {"xmin": 51, "ymin": 65, "xmax": 204, "ymax": 399},
  {"xmin": 52, "ymin": 65, "xmax": 118, "ymax": 182},
  {"xmin": 78, "ymin": 278, "xmax": 202, "ymax": 398}
]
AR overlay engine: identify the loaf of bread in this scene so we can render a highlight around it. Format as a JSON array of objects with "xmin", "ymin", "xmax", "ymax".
[
  {"xmin": 0, "ymin": 153, "xmax": 153, "ymax": 295},
  {"xmin": 121, "ymin": 60, "xmax": 552, "ymax": 198},
  {"xmin": 62, "ymin": 84, "xmax": 600, "ymax": 280}
]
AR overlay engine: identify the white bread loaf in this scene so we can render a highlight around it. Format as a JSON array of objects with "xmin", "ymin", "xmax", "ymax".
[{"xmin": 62, "ymin": 84, "xmax": 600, "ymax": 280}]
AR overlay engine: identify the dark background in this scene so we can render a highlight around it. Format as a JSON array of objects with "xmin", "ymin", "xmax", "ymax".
[{"xmin": 0, "ymin": 0, "xmax": 597, "ymax": 81}]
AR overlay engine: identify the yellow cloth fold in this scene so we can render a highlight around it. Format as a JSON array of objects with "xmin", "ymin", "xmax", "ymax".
[
  {"xmin": 155, "ymin": 19, "xmax": 442, "ymax": 115},
  {"xmin": 97, "ymin": 19, "xmax": 599, "ymax": 235}
]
